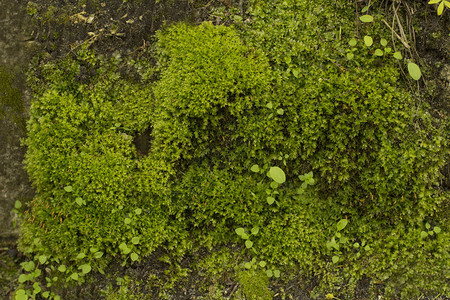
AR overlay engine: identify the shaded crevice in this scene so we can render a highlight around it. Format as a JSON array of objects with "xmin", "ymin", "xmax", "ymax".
[{"xmin": 132, "ymin": 126, "xmax": 152, "ymax": 157}]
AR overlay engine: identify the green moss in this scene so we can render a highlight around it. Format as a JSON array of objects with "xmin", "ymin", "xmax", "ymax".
[{"xmin": 236, "ymin": 269, "xmax": 273, "ymax": 300}]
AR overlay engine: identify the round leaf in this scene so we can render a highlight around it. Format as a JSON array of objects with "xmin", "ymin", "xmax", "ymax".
[
  {"xmin": 374, "ymin": 49, "xmax": 384, "ymax": 56},
  {"xmin": 76, "ymin": 253, "xmax": 86, "ymax": 260},
  {"xmin": 259, "ymin": 261, "xmax": 266, "ymax": 268},
  {"xmin": 235, "ymin": 228, "xmax": 245, "ymax": 236},
  {"xmin": 407, "ymin": 62, "xmax": 421, "ymax": 80},
  {"xmin": 421, "ymin": 231, "xmax": 428, "ymax": 239},
  {"xmin": 15, "ymin": 289, "xmax": 28, "ymax": 300},
  {"xmin": 332, "ymin": 256, "xmax": 339, "ymax": 263},
  {"xmin": 250, "ymin": 164, "xmax": 260, "ymax": 172},
  {"xmin": 266, "ymin": 269, "xmax": 273, "ymax": 277},
  {"xmin": 364, "ymin": 35, "xmax": 373, "ymax": 47},
  {"xmin": 132, "ymin": 237, "xmax": 140, "ymax": 244},
  {"xmin": 18, "ymin": 274, "xmax": 28, "ymax": 283},
  {"xmin": 251, "ymin": 227, "xmax": 259, "ymax": 235},
  {"xmin": 124, "ymin": 218, "xmax": 131, "ymax": 225},
  {"xmin": 349, "ymin": 38, "xmax": 357, "ymax": 46},
  {"xmin": 245, "ymin": 240, "xmax": 253, "ymax": 249},
  {"xmin": 433, "ymin": 226, "xmax": 441, "ymax": 234},
  {"xmin": 134, "ymin": 208, "xmax": 142, "ymax": 215},
  {"xmin": 58, "ymin": 265, "xmax": 66, "ymax": 272},
  {"xmin": 274, "ymin": 270, "xmax": 281, "ymax": 278},
  {"xmin": 267, "ymin": 196, "xmax": 275, "ymax": 205},
  {"xmin": 75, "ymin": 197, "xmax": 83, "ymax": 206},
  {"xmin": 64, "ymin": 186, "xmax": 73, "ymax": 192},
  {"xmin": 130, "ymin": 252, "xmax": 139, "ymax": 261},
  {"xmin": 393, "ymin": 51, "xmax": 403, "ymax": 60},
  {"xmin": 244, "ymin": 262, "xmax": 252, "ymax": 269},
  {"xmin": 94, "ymin": 251, "xmax": 104, "ymax": 259},
  {"xmin": 336, "ymin": 219, "xmax": 349, "ymax": 231},
  {"xmin": 347, "ymin": 53, "xmax": 354, "ymax": 60},
  {"xmin": 79, "ymin": 264, "xmax": 91, "ymax": 274},
  {"xmin": 38, "ymin": 255, "xmax": 47, "ymax": 264},
  {"xmin": 70, "ymin": 273, "xmax": 78, "ymax": 281},
  {"xmin": 359, "ymin": 15, "xmax": 374, "ymax": 22},
  {"xmin": 269, "ymin": 167, "xmax": 286, "ymax": 184},
  {"xmin": 15, "ymin": 200, "xmax": 22, "ymax": 209},
  {"xmin": 380, "ymin": 38, "xmax": 388, "ymax": 47}
]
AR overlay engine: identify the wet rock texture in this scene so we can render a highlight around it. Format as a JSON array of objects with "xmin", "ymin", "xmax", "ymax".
[{"xmin": 0, "ymin": 0, "xmax": 35, "ymax": 239}]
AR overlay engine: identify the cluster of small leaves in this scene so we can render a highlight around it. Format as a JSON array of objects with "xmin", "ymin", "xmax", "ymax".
[{"xmin": 19, "ymin": 48, "xmax": 172, "ymax": 297}]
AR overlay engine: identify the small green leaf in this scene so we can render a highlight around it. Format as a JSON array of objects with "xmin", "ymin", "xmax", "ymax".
[
  {"xmin": 428, "ymin": 0, "xmax": 441, "ymax": 4},
  {"xmin": 393, "ymin": 51, "xmax": 403, "ymax": 59},
  {"xmin": 79, "ymin": 264, "xmax": 91, "ymax": 274},
  {"xmin": 251, "ymin": 227, "xmax": 259, "ymax": 235},
  {"xmin": 364, "ymin": 245, "xmax": 371, "ymax": 251},
  {"xmin": 274, "ymin": 269, "xmax": 281, "ymax": 278},
  {"xmin": 266, "ymin": 269, "xmax": 273, "ymax": 277},
  {"xmin": 361, "ymin": 5, "xmax": 370, "ymax": 13},
  {"xmin": 407, "ymin": 62, "xmax": 422, "ymax": 80},
  {"xmin": 336, "ymin": 219, "xmax": 349, "ymax": 231},
  {"xmin": 38, "ymin": 255, "xmax": 47, "ymax": 264},
  {"xmin": 359, "ymin": 15, "xmax": 374, "ymax": 22},
  {"xmin": 276, "ymin": 108, "xmax": 284, "ymax": 115},
  {"xmin": 94, "ymin": 251, "xmax": 104, "ymax": 259},
  {"xmin": 384, "ymin": 47, "xmax": 392, "ymax": 53},
  {"xmin": 245, "ymin": 240, "xmax": 253, "ymax": 249},
  {"xmin": 267, "ymin": 196, "xmax": 275, "ymax": 205},
  {"xmin": 76, "ymin": 253, "xmax": 86, "ymax": 260},
  {"xmin": 15, "ymin": 289, "xmax": 28, "ymax": 300},
  {"xmin": 364, "ymin": 35, "xmax": 373, "ymax": 47},
  {"xmin": 353, "ymin": 242, "xmax": 360, "ymax": 248},
  {"xmin": 259, "ymin": 261, "xmax": 266, "ymax": 268},
  {"xmin": 244, "ymin": 262, "xmax": 252, "ymax": 269},
  {"xmin": 89, "ymin": 247, "xmax": 98, "ymax": 253},
  {"xmin": 235, "ymin": 228, "xmax": 245, "ymax": 236},
  {"xmin": 134, "ymin": 208, "xmax": 142, "ymax": 215},
  {"xmin": 64, "ymin": 186, "xmax": 73, "ymax": 192},
  {"xmin": 58, "ymin": 265, "xmax": 66, "ymax": 272},
  {"xmin": 33, "ymin": 282, "xmax": 41, "ymax": 294},
  {"xmin": 132, "ymin": 237, "xmax": 140, "ymax": 244},
  {"xmin": 332, "ymin": 256, "xmax": 339, "ymax": 263},
  {"xmin": 124, "ymin": 218, "xmax": 131, "ymax": 225},
  {"xmin": 42, "ymin": 291, "xmax": 50, "ymax": 298},
  {"xmin": 266, "ymin": 103, "xmax": 273, "ymax": 109},
  {"xmin": 425, "ymin": 223, "xmax": 431, "ymax": 229},
  {"xmin": 380, "ymin": 38, "xmax": 388, "ymax": 47},
  {"xmin": 270, "ymin": 182, "xmax": 279, "ymax": 189},
  {"xmin": 434, "ymin": 226, "xmax": 441, "ymax": 234},
  {"xmin": 15, "ymin": 200, "xmax": 22, "ymax": 209},
  {"xmin": 18, "ymin": 274, "xmax": 28, "ymax": 283},
  {"xmin": 22, "ymin": 261, "xmax": 35, "ymax": 272},
  {"xmin": 374, "ymin": 49, "xmax": 384, "ymax": 56},
  {"xmin": 75, "ymin": 197, "xmax": 84, "ymax": 206},
  {"xmin": 269, "ymin": 166, "xmax": 286, "ymax": 184},
  {"xmin": 70, "ymin": 273, "xmax": 79, "ymax": 281},
  {"xmin": 250, "ymin": 164, "xmax": 260, "ymax": 172},
  {"xmin": 349, "ymin": 38, "xmax": 357, "ymax": 46},
  {"xmin": 347, "ymin": 53, "xmax": 354, "ymax": 60},
  {"xmin": 130, "ymin": 252, "xmax": 139, "ymax": 261}
]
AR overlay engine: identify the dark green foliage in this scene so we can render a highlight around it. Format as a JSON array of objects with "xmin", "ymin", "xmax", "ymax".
[
  {"xmin": 20, "ymin": 49, "xmax": 172, "ymax": 293},
  {"xmin": 236, "ymin": 269, "xmax": 273, "ymax": 300},
  {"xmin": 19, "ymin": 1, "xmax": 449, "ymax": 298}
]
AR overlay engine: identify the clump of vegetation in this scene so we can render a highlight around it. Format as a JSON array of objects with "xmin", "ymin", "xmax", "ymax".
[{"xmin": 16, "ymin": 0, "xmax": 449, "ymax": 299}]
